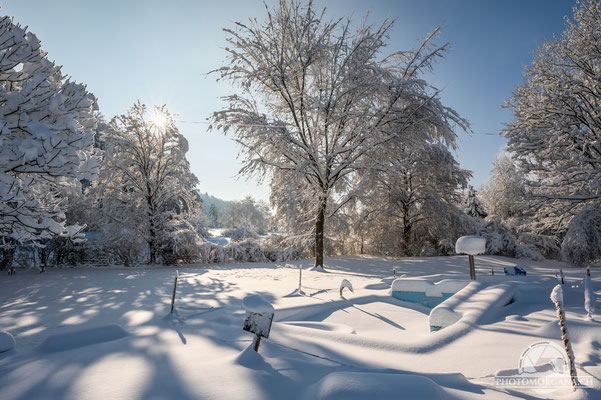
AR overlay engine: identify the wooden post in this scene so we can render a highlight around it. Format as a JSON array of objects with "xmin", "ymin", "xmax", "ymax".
[
  {"xmin": 298, "ymin": 265, "xmax": 302, "ymax": 291},
  {"xmin": 491, "ymin": 268, "xmax": 494, "ymax": 276},
  {"xmin": 560, "ymin": 269, "xmax": 565, "ymax": 284},
  {"xmin": 468, "ymin": 255, "xmax": 476, "ymax": 280},
  {"xmin": 393, "ymin": 268, "xmax": 396, "ymax": 277},
  {"xmin": 253, "ymin": 334, "xmax": 261, "ymax": 352},
  {"xmin": 170, "ymin": 271, "xmax": 178, "ymax": 314},
  {"xmin": 587, "ymin": 266, "xmax": 591, "ymax": 277},
  {"xmin": 550, "ymin": 285, "xmax": 578, "ymax": 391}
]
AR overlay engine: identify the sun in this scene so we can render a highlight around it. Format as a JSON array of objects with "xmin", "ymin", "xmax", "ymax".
[{"xmin": 149, "ymin": 111, "xmax": 168, "ymax": 129}]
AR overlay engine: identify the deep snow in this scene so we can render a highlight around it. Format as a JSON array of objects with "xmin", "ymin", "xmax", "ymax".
[{"xmin": 0, "ymin": 255, "xmax": 600, "ymax": 399}]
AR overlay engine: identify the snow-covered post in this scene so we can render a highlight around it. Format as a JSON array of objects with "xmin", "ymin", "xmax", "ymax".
[
  {"xmin": 585, "ymin": 266, "xmax": 595, "ymax": 320},
  {"xmin": 393, "ymin": 268, "xmax": 396, "ymax": 277},
  {"xmin": 559, "ymin": 269, "xmax": 565, "ymax": 285},
  {"xmin": 242, "ymin": 295, "xmax": 274, "ymax": 353},
  {"xmin": 170, "ymin": 270, "xmax": 179, "ymax": 314},
  {"xmin": 339, "ymin": 279, "xmax": 354, "ymax": 297},
  {"xmin": 550, "ymin": 285, "xmax": 578, "ymax": 391},
  {"xmin": 455, "ymin": 236, "xmax": 486, "ymax": 281},
  {"xmin": 298, "ymin": 265, "xmax": 303, "ymax": 292}
]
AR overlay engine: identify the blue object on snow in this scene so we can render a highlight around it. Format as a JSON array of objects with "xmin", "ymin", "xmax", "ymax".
[
  {"xmin": 504, "ymin": 266, "xmax": 527, "ymax": 276},
  {"xmin": 391, "ymin": 291, "xmax": 455, "ymax": 308}
]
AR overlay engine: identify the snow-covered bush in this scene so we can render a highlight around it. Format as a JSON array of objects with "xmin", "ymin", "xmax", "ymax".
[
  {"xmin": 99, "ymin": 230, "xmax": 147, "ymax": 267},
  {"xmin": 208, "ymin": 244, "xmax": 227, "ymax": 264},
  {"xmin": 561, "ymin": 208, "xmax": 601, "ymax": 266},
  {"xmin": 276, "ymin": 247, "xmax": 301, "ymax": 262},
  {"xmin": 223, "ymin": 224, "xmax": 259, "ymax": 241},
  {"xmin": 159, "ymin": 221, "xmax": 205, "ymax": 265},
  {"xmin": 238, "ymin": 239, "xmax": 266, "ymax": 262},
  {"xmin": 515, "ymin": 244, "xmax": 544, "ymax": 261},
  {"xmin": 517, "ymin": 233, "xmax": 559, "ymax": 260},
  {"xmin": 478, "ymin": 220, "xmax": 516, "ymax": 257}
]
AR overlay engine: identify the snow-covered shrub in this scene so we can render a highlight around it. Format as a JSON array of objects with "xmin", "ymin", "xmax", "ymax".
[
  {"xmin": 208, "ymin": 244, "xmax": 227, "ymax": 264},
  {"xmin": 159, "ymin": 221, "xmax": 204, "ymax": 265},
  {"xmin": 104, "ymin": 233, "xmax": 147, "ymax": 267},
  {"xmin": 515, "ymin": 244, "xmax": 544, "ymax": 261},
  {"xmin": 561, "ymin": 208, "xmax": 601, "ymax": 266},
  {"xmin": 223, "ymin": 224, "xmax": 260, "ymax": 241},
  {"xmin": 276, "ymin": 247, "xmax": 301, "ymax": 262},
  {"xmin": 517, "ymin": 233, "xmax": 559, "ymax": 260},
  {"xmin": 238, "ymin": 239, "xmax": 266, "ymax": 262},
  {"xmin": 225, "ymin": 241, "xmax": 246, "ymax": 262},
  {"xmin": 436, "ymin": 239, "xmax": 457, "ymax": 256},
  {"xmin": 478, "ymin": 220, "xmax": 516, "ymax": 257}
]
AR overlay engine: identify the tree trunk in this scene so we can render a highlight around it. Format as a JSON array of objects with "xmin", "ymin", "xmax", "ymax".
[
  {"xmin": 314, "ymin": 201, "xmax": 326, "ymax": 269},
  {"xmin": 148, "ymin": 229, "xmax": 156, "ymax": 264},
  {"xmin": 0, "ymin": 239, "xmax": 16, "ymax": 271}
]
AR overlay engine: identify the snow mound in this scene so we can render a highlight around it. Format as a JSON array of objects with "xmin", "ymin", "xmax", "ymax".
[
  {"xmin": 243, "ymin": 294, "xmax": 274, "ymax": 314},
  {"xmin": 0, "ymin": 331, "xmax": 16, "ymax": 353},
  {"xmin": 281, "ymin": 321, "xmax": 356, "ymax": 334},
  {"xmin": 37, "ymin": 323, "xmax": 129, "ymax": 353},
  {"xmin": 339, "ymin": 279, "xmax": 354, "ymax": 296},
  {"xmin": 234, "ymin": 342, "xmax": 268, "ymax": 368},
  {"xmin": 312, "ymin": 372, "xmax": 451, "ymax": 400},
  {"xmin": 455, "ymin": 236, "xmax": 486, "ymax": 255},
  {"xmin": 429, "ymin": 282, "xmax": 517, "ymax": 331}
]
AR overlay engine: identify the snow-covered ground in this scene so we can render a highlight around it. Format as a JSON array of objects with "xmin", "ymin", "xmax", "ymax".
[{"xmin": 0, "ymin": 256, "xmax": 600, "ymax": 399}]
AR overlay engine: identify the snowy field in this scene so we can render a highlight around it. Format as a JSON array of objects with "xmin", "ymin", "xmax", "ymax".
[{"xmin": 1, "ymin": 256, "xmax": 600, "ymax": 399}]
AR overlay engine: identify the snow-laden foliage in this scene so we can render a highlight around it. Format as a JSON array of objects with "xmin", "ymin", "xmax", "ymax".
[
  {"xmin": 478, "ymin": 220, "xmax": 516, "ymax": 257},
  {"xmin": 220, "ymin": 196, "xmax": 271, "ymax": 234},
  {"xmin": 350, "ymin": 143, "xmax": 471, "ymax": 256},
  {"xmin": 504, "ymin": 0, "xmax": 601, "ymax": 234},
  {"xmin": 160, "ymin": 220, "xmax": 206, "ymax": 265},
  {"xmin": 480, "ymin": 156, "xmax": 526, "ymax": 226},
  {"xmin": 211, "ymin": 0, "xmax": 466, "ymax": 268},
  {"xmin": 94, "ymin": 103, "xmax": 200, "ymax": 264},
  {"xmin": 0, "ymin": 16, "xmax": 99, "ymax": 249},
  {"xmin": 464, "ymin": 186, "xmax": 487, "ymax": 219},
  {"xmin": 561, "ymin": 208, "xmax": 601, "ymax": 266},
  {"xmin": 223, "ymin": 224, "xmax": 259, "ymax": 241},
  {"xmin": 514, "ymin": 244, "xmax": 544, "ymax": 262}
]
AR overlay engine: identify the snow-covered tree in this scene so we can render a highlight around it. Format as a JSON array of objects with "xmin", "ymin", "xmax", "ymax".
[
  {"xmin": 464, "ymin": 186, "xmax": 487, "ymax": 219},
  {"xmin": 480, "ymin": 155, "xmax": 527, "ymax": 225},
  {"xmin": 212, "ymin": 0, "xmax": 466, "ymax": 268},
  {"xmin": 95, "ymin": 103, "xmax": 199, "ymax": 264},
  {"xmin": 220, "ymin": 196, "xmax": 271, "ymax": 234},
  {"xmin": 0, "ymin": 15, "xmax": 99, "ymax": 265},
  {"xmin": 354, "ymin": 143, "xmax": 471, "ymax": 256},
  {"xmin": 561, "ymin": 208, "xmax": 601, "ymax": 266},
  {"xmin": 504, "ymin": 0, "xmax": 601, "ymax": 236}
]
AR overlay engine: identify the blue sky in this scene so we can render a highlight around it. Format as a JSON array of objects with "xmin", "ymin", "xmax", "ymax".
[{"xmin": 3, "ymin": 0, "xmax": 574, "ymax": 202}]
